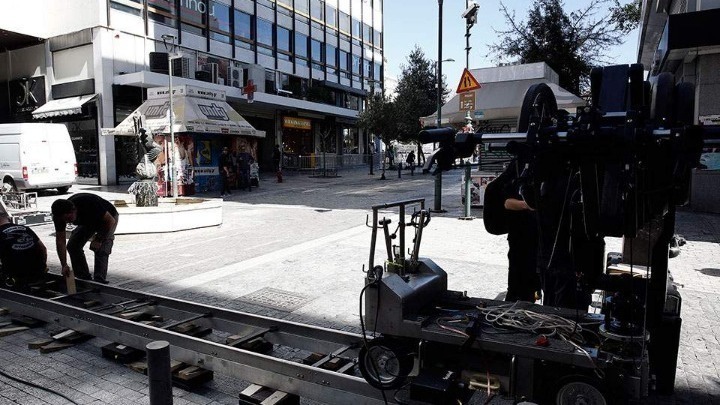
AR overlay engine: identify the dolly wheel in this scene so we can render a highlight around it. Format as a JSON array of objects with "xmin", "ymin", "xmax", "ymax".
[
  {"xmin": 555, "ymin": 380, "xmax": 607, "ymax": 405},
  {"xmin": 358, "ymin": 338, "xmax": 413, "ymax": 390}
]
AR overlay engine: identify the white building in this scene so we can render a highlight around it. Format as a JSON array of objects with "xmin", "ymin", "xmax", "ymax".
[
  {"xmin": 0, "ymin": 0, "xmax": 383, "ymax": 186},
  {"xmin": 638, "ymin": 0, "xmax": 720, "ymax": 212}
]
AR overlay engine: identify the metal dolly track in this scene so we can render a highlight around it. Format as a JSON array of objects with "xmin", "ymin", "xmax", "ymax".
[{"xmin": 0, "ymin": 275, "xmax": 386, "ymax": 404}]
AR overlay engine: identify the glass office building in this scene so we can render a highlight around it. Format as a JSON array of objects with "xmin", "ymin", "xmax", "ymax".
[{"xmin": 0, "ymin": 0, "xmax": 383, "ymax": 185}]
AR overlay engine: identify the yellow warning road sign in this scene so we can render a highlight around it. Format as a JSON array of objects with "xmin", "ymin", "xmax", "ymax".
[{"xmin": 456, "ymin": 68, "xmax": 481, "ymax": 93}]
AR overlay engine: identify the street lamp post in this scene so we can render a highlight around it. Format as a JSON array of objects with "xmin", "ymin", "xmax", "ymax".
[{"xmin": 162, "ymin": 35, "xmax": 180, "ymax": 199}]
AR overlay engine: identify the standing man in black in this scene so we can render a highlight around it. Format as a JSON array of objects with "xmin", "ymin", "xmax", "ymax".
[
  {"xmin": 272, "ymin": 144, "xmax": 283, "ymax": 183},
  {"xmin": 51, "ymin": 193, "xmax": 119, "ymax": 284},
  {"xmin": 0, "ymin": 211, "xmax": 47, "ymax": 291},
  {"xmin": 219, "ymin": 146, "xmax": 233, "ymax": 196},
  {"xmin": 502, "ymin": 159, "xmax": 541, "ymax": 302}
]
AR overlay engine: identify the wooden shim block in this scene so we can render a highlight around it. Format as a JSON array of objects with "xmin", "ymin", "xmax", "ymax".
[
  {"xmin": 0, "ymin": 308, "xmax": 9, "ymax": 316},
  {"xmin": 28, "ymin": 338, "xmax": 55, "ymax": 349},
  {"xmin": 40, "ymin": 342, "xmax": 74, "ymax": 353},
  {"xmin": 82, "ymin": 300, "xmax": 101, "ymax": 308},
  {"xmin": 171, "ymin": 323, "xmax": 197, "ymax": 334},
  {"xmin": 0, "ymin": 326, "xmax": 29, "ymax": 337},
  {"xmin": 319, "ymin": 357, "xmax": 344, "ymax": 372},
  {"xmin": 0, "ymin": 321, "xmax": 12, "ymax": 329},
  {"xmin": 177, "ymin": 366, "xmax": 200, "ymax": 377},
  {"xmin": 52, "ymin": 329, "xmax": 77, "ymax": 340},
  {"xmin": 301, "ymin": 353, "xmax": 324, "ymax": 365},
  {"xmin": 128, "ymin": 361, "xmax": 148, "ymax": 374},
  {"xmin": 169, "ymin": 360, "xmax": 184, "ymax": 373},
  {"xmin": 238, "ymin": 384, "xmax": 299, "ymax": 405}
]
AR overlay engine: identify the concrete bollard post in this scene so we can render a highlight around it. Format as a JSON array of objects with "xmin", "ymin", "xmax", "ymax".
[{"xmin": 146, "ymin": 340, "xmax": 173, "ymax": 405}]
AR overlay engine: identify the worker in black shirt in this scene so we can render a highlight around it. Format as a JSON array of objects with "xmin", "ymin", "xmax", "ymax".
[
  {"xmin": 502, "ymin": 160, "xmax": 540, "ymax": 302},
  {"xmin": 51, "ymin": 193, "xmax": 119, "ymax": 284},
  {"xmin": 0, "ymin": 211, "xmax": 47, "ymax": 291}
]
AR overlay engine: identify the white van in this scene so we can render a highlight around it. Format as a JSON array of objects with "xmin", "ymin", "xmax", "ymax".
[{"xmin": 0, "ymin": 123, "xmax": 77, "ymax": 194}]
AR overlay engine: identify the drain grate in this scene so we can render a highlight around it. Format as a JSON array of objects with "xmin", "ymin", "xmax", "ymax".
[{"xmin": 238, "ymin": 288, "xmax": 313, "ymax": 312}]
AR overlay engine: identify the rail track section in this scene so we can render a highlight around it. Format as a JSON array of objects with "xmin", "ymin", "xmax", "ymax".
[{"xmin": 0, "ymin": 275, "xmax": 387, "ymax": 404}]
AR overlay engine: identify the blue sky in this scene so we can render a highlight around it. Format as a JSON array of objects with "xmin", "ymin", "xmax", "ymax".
[{"xmin": 383, "ymin": 0, "xmax": 640, "ymax": 93}]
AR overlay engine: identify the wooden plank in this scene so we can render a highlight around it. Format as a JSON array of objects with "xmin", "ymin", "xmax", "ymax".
[
  {"xmin": 0, "ymin": 326, "xmax": 29, "ymax": 337},
  {"xmin": 39, "ymin": 342, "xmax": 74, "ymax": 353},
  {"xmin": 28, "ymin": 338, "xmax": 55, "ymax": 349}
]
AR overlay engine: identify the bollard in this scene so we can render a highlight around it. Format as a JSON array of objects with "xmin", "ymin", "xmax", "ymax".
[
  {"xmin": 398, "ymin": 162, "xmax": 402, "ymax": 179},
  {"xmin": 147, "ymin": 340, "xmax": 173, "ymax": 405},
  {"xmin": 430, "ymin": 172, "xmax": 445, "ymax": 213},
  {"xmin": 460, "ymin": 164, "xmax": 474, "ymax": 220}
]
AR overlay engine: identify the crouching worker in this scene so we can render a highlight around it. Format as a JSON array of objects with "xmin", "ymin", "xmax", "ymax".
[
  {"xmin": 52, "ymin": 193, "xmax": 119, "ymax": 284},
  {"xmin": 0, "ymin": 211, "xmax": 48, "ymax": 291}
]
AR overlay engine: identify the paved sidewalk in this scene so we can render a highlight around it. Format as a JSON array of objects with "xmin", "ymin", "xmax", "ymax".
[{"xmin": 0, "ymin": 167, "xmax": 718, "ymax": 404}]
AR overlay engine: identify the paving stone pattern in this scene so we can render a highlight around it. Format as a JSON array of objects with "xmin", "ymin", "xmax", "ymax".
[{"xmin": 0, "ymin": 169, "xmax": 718, "ymax": 404}]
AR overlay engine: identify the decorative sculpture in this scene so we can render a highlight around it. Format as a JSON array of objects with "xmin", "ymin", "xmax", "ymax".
[{"xmin": 128, "ymin": 117, "xmax": 161, "ymax": 206}]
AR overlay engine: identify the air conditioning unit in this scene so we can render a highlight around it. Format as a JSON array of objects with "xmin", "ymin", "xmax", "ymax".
[
  {"xmin": 227, "ymin": 62, "xmax": 243, "ymax": 88},
  {"xmin": 171, "ymin": 56, "xmax": 192, "ymax": 78},
  {"xmin": 149, "ymin": 52, "xmax": 169, "ymax": 74},
  {"xmin": 200, "ymin": 63, "xmax": 219, "ymax": 84}
]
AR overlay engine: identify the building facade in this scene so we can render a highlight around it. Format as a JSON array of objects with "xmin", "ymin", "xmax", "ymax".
[
  {"xmin": 0, "ymin": 0, "xmax": 383, "ymax": 186},
  {"xmin": 638, "ymin": 0, "xmax": 720, "ymax": 212}
]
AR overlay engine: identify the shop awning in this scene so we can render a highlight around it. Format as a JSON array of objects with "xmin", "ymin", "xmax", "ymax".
[
  {"xmin": 104, "ymin": 86, "xmax": 264, "ymax": 138},
  {"xmin": 420, "ymin": 80, "xmax": 584, "ymax": 127},
  {"xmin": 32, "ymin": 94, "xmax": 97, "ymax": 119}
]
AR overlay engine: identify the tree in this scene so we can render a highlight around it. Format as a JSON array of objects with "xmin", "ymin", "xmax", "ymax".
[
  {"xmin": 394, "ymin": 46, "xmax": 450, "ymax": 161},
  {"xmin": 358, "ymin": 90, "xmax": 397, "ymax": 178},
  {"xmin": 489, "ymin": 0, "xmax": 641, "ymax": 95}
]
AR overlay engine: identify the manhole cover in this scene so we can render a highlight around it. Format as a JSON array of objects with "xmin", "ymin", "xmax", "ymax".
[{"xmin": 238, "ymin": 288, "xmax": 313, "ymax": 311}]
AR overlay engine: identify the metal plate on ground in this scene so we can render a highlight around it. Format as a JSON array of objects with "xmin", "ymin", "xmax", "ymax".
[{"xmin": 238, "ymin": 288, "xmax": 313, "ymax": 312}]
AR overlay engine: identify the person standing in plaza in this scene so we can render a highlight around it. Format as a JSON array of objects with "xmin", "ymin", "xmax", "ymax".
[
  {"xmin": 219, "ymin": 146, "xmax": 233, "ymax": 196},
  {"xmin": 502, "ymin": 160, "xmax": 540, "ymax": 302},
  {"xmin": 406, "ymin": 150, "xmax": 416, "ymax": 175},
  {"xmin": 0, "ymin": 211, "xmax": 47, "ymax": 291},
  {"xmin": 51, "ymin": 193, "xmax": 119, "ymax": 284}
]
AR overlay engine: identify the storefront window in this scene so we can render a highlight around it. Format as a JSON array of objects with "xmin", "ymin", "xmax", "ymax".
[
  {"xmin": 343, "ymin": 128, "xmax": 359, "ymax": 154},
  {"xmin": 148, "ymin": 0, "xmax": 177, "ymax": 26},
  {"xmin": 67, "ymin": 119, "xmax": 100, "ymax": 184}
]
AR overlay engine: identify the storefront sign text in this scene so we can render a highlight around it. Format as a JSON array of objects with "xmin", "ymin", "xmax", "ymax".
[
  {"xmin": 197, "ymin": 102, "xmax": 229, "ymax": 121},
  {"xmin": 194, "ymin": 166, "xmax": 218, "ymax": 176},
  {"xmin": 283, "ymin": 117, "xmax": 312, "ymax": 130}
]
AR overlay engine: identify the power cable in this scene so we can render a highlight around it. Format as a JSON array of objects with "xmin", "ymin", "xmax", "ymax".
[{"xmin": 0, "ymin": 368, "xmax": 79, "ymax": 405}]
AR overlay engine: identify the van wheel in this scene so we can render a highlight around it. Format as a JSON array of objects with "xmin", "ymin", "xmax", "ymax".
[
  {"xmin": 2, "ymin": 179, "xmax": 16, "ymax": 193},
  {"xmin": 56, "ymin": 186, "xmax": 70, "ymax": 195}
]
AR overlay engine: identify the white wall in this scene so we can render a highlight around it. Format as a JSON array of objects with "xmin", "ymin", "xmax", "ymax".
[
  {"xmin": 0, "ymin": 0, "xmax": 104, "ymax": 39},
  {"xmin": 53, "ymin": 45, "xmax": 94, "ymax": 84},
  {"xmin": 0, "ymin": 44, "xmax": 46, "ymax": 81}
]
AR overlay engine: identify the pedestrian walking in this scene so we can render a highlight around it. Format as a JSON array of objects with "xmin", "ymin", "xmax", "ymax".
[
  {"xmin": 406, "ymin": 150, "xmax": 416, "ymax": 175},
  {"xmin": 219, "ymin": 147, "xmax": 233, "ymax": 196},
  {"xmin": 51, "ymin": 193, "xmax": 119, "ymax": 284}
]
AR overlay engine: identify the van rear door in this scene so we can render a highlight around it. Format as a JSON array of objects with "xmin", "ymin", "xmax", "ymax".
[
  {"xmin": 48, "ymin": 125, "xmax": 77, "ymax": 183},
  {"xmin": 22, "ymin": 126, "xmax": 53, "ymax": 187}
]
